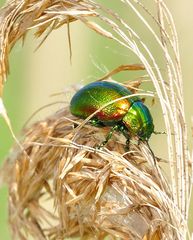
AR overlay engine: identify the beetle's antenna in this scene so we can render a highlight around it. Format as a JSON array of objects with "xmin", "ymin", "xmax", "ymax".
[
  {"xmin": 154, "ymin": 131, "xmax": 175, "ymax": 136},
  {"xmin": 153, "ymin": 130, "xmax": 166, "ymax": 135},
  {"xmin": 145, "ymin": 140, "xmax": 157, "ymax": 165}
]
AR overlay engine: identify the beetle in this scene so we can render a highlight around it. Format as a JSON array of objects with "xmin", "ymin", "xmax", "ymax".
[{"xmin": 70, "ymin": 81, "xmax": 154, "ymax": 147}]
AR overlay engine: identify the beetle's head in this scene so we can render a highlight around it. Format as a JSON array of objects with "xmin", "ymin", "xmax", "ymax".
[
  {"xmin": 122, "ymin": 101, "xmax": 154, "ymax": 141},
  {"xmin": 138, "ymin": 121, "xmax": 154, "ymax": 141}
]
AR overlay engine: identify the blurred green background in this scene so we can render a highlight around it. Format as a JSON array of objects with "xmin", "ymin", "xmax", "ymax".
[{"xmin": 0, "ymin": 1, "xmax": 192, "ymax": 239}]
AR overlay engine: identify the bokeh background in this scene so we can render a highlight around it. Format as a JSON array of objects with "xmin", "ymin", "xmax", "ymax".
[{"xmin": 0, "ymin": 1, "xmax": 192, "ymax": 239}]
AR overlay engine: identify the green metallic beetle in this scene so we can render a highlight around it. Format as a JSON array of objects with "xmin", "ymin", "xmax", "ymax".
[{"xmin": 70, "ymin": 81, "xmax": 154, "ymax": 147}]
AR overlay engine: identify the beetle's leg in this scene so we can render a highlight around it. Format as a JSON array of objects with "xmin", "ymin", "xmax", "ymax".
[
  {"xmin": 97, "ymin": 125, "xmax": 119, "ymax": 149},
  {"xmin": 89, "ymin": 119, "xmax": 105, "ymax": 127},
  {"xmin": 90, "ymin": 119, "xmax": 104, "ymax": 127},
  {"xmin": 137, "ymin": 139, "xmax": 141, "ymax": 145},
  {"xmin": 118, "ymin": 125, "xmax": 131, "ymax": 150},
  {"xmin": 124, "ymin": 138, "xmax": 130, "ymax": 151}
]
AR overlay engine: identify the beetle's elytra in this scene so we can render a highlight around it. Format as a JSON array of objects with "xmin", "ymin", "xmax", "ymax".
[{"xmin": 70, "ymin": 81, "xmax": 154, "ymax": 146}]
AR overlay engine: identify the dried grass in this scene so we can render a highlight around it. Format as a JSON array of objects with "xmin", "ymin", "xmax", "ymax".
[
  {"xmin": 4, "ymin": 107, "xmax": 174, "ymax": 239},
  {"xmin": 0, "ymin": 0, "xmax": 192, "ymax": 240}
]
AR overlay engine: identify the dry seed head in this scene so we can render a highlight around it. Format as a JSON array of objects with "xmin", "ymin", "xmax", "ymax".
[{"xmin": 4, "ymin": 106, "xmax": 173, "ymax": 240}]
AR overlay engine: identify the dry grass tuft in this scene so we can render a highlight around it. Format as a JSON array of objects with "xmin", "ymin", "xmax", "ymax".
[
  {"xmin": 4, "ymin": 106, "xmax": 174, "ymax": 239},
  {"xmin": 0, "ymin": 0, "xmax": 192, "ymax": 239}
]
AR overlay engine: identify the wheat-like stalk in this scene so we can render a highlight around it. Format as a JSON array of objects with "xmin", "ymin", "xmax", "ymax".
[{"xmin": 0, "ymin": 0, "xmax": 192, "ymax": 239}]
